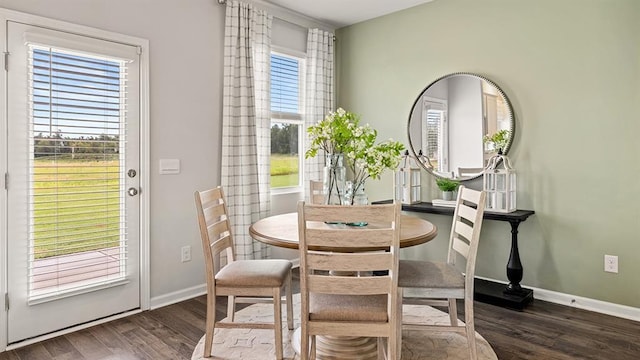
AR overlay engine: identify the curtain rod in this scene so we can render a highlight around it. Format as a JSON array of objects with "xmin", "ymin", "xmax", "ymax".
[{"xmin": 216, "ymin": 0, "xmax": 335, "ymax": 31}]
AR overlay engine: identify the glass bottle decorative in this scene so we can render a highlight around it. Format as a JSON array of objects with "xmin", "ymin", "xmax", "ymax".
[
  {"xmin": 342, "ymin": 180, "xmax": 369, "ymax": 206},
  {"xmin": 343, "ymin": 180, "xmax": 368, "ymax": 226},
  {"xmin": 352, "ymin": 185, "xmax": 369, "ymax": 206},
  {"xmin": 323, "ymin": 153, "xmax": 346, "ymax": 205}
]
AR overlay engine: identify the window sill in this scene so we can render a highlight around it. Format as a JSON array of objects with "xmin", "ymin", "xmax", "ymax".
[{"xmin": 271, "ymin": 186, "xmax": 303, "ymax": 196}]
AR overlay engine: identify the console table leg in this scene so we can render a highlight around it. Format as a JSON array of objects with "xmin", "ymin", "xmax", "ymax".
[
  {"xmin": 505, "ymin": 220, "xmax": 524, "ymax": 294},
  {"xmin": 473, "ymin": 218, "xmax": 533, "ymax": 309}
]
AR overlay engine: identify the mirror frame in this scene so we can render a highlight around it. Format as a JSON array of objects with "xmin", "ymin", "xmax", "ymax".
[{"xmin": 407, "ymin": 72, "xmax": 516, "ymax": 181}]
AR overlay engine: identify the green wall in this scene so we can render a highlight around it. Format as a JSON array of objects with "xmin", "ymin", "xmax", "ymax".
[{"xmin": 336, "ymin": 0, "xmax": 640, "ymax": 307}]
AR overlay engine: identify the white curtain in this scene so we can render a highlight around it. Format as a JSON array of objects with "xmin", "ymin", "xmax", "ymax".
[
  {"xmin": 304, "ymin": 28, "xmax": 335, "ymax": 197},
  {"xmin": 221, "ymin": 1, "xmax": 272, "ymax": 260}
]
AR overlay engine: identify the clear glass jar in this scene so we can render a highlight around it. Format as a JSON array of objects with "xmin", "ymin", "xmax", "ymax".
[{"xmin": 323, "ymin": 153, "xmax": 346, "ymax": 205}]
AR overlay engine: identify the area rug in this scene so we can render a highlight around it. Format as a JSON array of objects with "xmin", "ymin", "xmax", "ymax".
[{"xmin": 192, "ymin": 295, "xmax": 498, "ymax": 359}]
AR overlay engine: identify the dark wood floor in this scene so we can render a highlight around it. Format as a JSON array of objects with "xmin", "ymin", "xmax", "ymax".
[{"xmin": 2, "ymin": 272, "xmax": 640, "ymax": 359}]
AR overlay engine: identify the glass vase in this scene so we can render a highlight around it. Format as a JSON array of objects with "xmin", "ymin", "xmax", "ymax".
[
  {"xmin": 323, "ymin": 153, "xmax": 346, "ymax": 205},
  {"xmin": 345, "ymin": 180, "xmax": 368, "ymax": 226},
  {"xmin": 342, "ymin": 180, "xmax": 369, "ymax": 206}
]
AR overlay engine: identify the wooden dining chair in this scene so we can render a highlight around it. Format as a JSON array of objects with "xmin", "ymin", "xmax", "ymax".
[
  {"xmin": 398, "ymin": 185, "xmax": 486, "ymax": 360},
  {"xmin": 297, "ymin": 201, "xmax": 402, "ymax": 360},
  {"xmin": 194, "ymin": 186, "xmax": 294, "ymax": 359},
  {"xmin": 309, "ymin": 180, "xmax": 325, "ymax": 205}
]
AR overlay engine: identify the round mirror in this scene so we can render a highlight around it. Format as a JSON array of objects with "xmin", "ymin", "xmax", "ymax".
[{"xmin": 407, "ymin": 72, "xmax": 515, "ymax": 181}]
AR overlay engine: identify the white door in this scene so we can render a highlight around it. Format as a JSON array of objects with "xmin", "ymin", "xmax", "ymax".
[{"xmin": 6, "ymin": 21, "xmax": 141, "ymax": 344}]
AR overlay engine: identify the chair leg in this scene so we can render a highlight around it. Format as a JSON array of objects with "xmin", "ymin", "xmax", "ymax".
[
  {"xmin": 273, "ymin": 288, "xmax": 284, "ymax": 360},
  {"xmin": 448, "ymin": 298, "xmax": 458, "ymax": 326},
  {"xmin": 227, "ymin": 295, "xmax": 236, "ymax": 322},
  {"xmin": 285, "ymin": 273, "xmax": 294, "ymax": 330},
  {"xmin": 300, "ymin": 325, "xmax": 309, "ymax": 360},
  {"xmin": 394, "ymin": 287, "xmax": 402, "ymax": 360},
  {"xmin": 310, "ymin": 335, "xmax": 317, "ymax": 360},
  {"xmin": 204, "ymin": 293, "xmax": 216, "ymax": 358},
  {"xmin": 465, "ymin": 298, "xmax": 477, "ymax": 360}
]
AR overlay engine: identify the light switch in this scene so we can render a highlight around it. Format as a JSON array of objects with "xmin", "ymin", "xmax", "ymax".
[{"xmin": 159, "ymin": 159, "xmax": 180, "ymax": 175}]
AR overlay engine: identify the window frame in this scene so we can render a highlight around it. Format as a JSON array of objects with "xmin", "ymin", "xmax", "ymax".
[{"xmin": 270, "ymin": 47, "xmax": 305, "ymax": 194}]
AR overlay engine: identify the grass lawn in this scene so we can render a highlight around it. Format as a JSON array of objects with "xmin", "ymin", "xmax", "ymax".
[
  {"xmin": 33, "ymin": 158, "xmax": 121, "ymax": 259},
  {"xmin": 271, "ymin": 154, "xmax": 299, "ymax": 188}
]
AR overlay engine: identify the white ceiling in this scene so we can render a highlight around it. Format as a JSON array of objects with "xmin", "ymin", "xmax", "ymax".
[{"xmin": 263, "ymin": 0, "xmax": 435, "ymax": 28}]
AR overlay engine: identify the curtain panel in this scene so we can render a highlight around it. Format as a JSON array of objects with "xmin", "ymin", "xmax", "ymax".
[
  {"xmin": 221, "ymin": 1, "xmax": 272, "ymax": 260},
  {"xmin": 304, "ymin": 28, "xmax": 335, "ymax": 196}
]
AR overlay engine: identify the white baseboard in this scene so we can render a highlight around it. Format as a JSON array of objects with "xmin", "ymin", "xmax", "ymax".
[
  {"xmin": 531, "ymin": 285, "xmax": 640, "ymax": 322},
  {"xmin": 477, "ymin": 276, "xmax": 640, "ymax": 322},
  {"xmin": 149, "ymin": 284, "xmax": 206, "ymax": 310}
]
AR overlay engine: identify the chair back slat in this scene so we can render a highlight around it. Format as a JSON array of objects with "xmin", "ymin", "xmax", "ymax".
[
  {"xmin": 457, "ymin": 203, "xmax": 477, "ymax": 223},
  {"xmin": 453, "ymin": 220, "xmax": 473, "ymax": 243},
  {"xmin": 452, "ymin": 236, "xmax": 470, "ymax": 259},
  {"xmin": 208, "ymin": 218, "xmax": 230, "ymax": 243},
  {"xmin": 199, "ymin": 187, "xmax": 224, "ymax": 206},
  {"xmin": 307, "ymin": 251, "xmax": 392, "ymax": 272},
  {"xmin": 305, "ymin": 228, "xmax": 395, "ymax": 249},
  {"xmin": 461, "ymin": 186, "xmax": 483, "ymax": 204},
  {"xmin": 309, "ymin": 275, "xmax": 392, "ymax": 295},
  {"xmin": 203, "ymin": 201, "xmax": 226, "ymax": 222},
  {"xmin": 303, "ymin": 204, "xmax": 396, "ymax": 224},
  {"xmin": 210, "ymin": 232, "xmax": 234, "ymax": 257}
]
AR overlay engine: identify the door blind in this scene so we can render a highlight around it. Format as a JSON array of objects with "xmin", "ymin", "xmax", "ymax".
[{"xmin": 27, "ymin": 45, "xmax": 129, "ymax": 301}]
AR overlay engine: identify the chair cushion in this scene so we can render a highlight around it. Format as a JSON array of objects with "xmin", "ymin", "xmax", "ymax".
[
  {"xmin": 398, "ymin": 260, "xmax": 464, "ymax": 289},
  {"xmin": 309, "ymin": 293, "xmax": 388, "ymax": 322},
  {"xmin": 215, "ymin": 259, "xmax": 292, "ymax": 288}
]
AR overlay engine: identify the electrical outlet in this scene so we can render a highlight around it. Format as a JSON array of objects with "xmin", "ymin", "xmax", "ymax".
[
  {"xmin": 181, "ymin": 245, "xmax": 192, "ymax": 263},
  {"xmin": 604, "ymin": 254, "xmax": 618, "ymax": 273}
]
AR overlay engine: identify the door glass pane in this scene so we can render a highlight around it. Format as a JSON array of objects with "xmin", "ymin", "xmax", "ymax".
[{"xmin": 28, "ymin": 46, "xmax": 127, "ymax": 299}]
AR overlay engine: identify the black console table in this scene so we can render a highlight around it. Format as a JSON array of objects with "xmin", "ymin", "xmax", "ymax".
[{"xmin": 374, "ymin": 200, "xmax": 535, "ymax": 310}]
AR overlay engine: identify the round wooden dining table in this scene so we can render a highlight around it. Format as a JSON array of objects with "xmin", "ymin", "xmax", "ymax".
[
  {"xmin": 249, "ymin": 212, "xmax": 438, "ymax": 251},
  {"xmin": 249, "ymin": 211, "xmax": 438, "ymax": 360}
]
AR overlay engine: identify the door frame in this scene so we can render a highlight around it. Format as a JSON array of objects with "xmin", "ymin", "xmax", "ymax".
[{"xmin": 0, "ymin": 8, "xmax": 150, "ymax": 351}]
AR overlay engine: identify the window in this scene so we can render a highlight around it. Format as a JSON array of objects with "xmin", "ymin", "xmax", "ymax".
[{"xmin": 270, "ymin": 51, "xmax": 304, "ymax": 190}]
